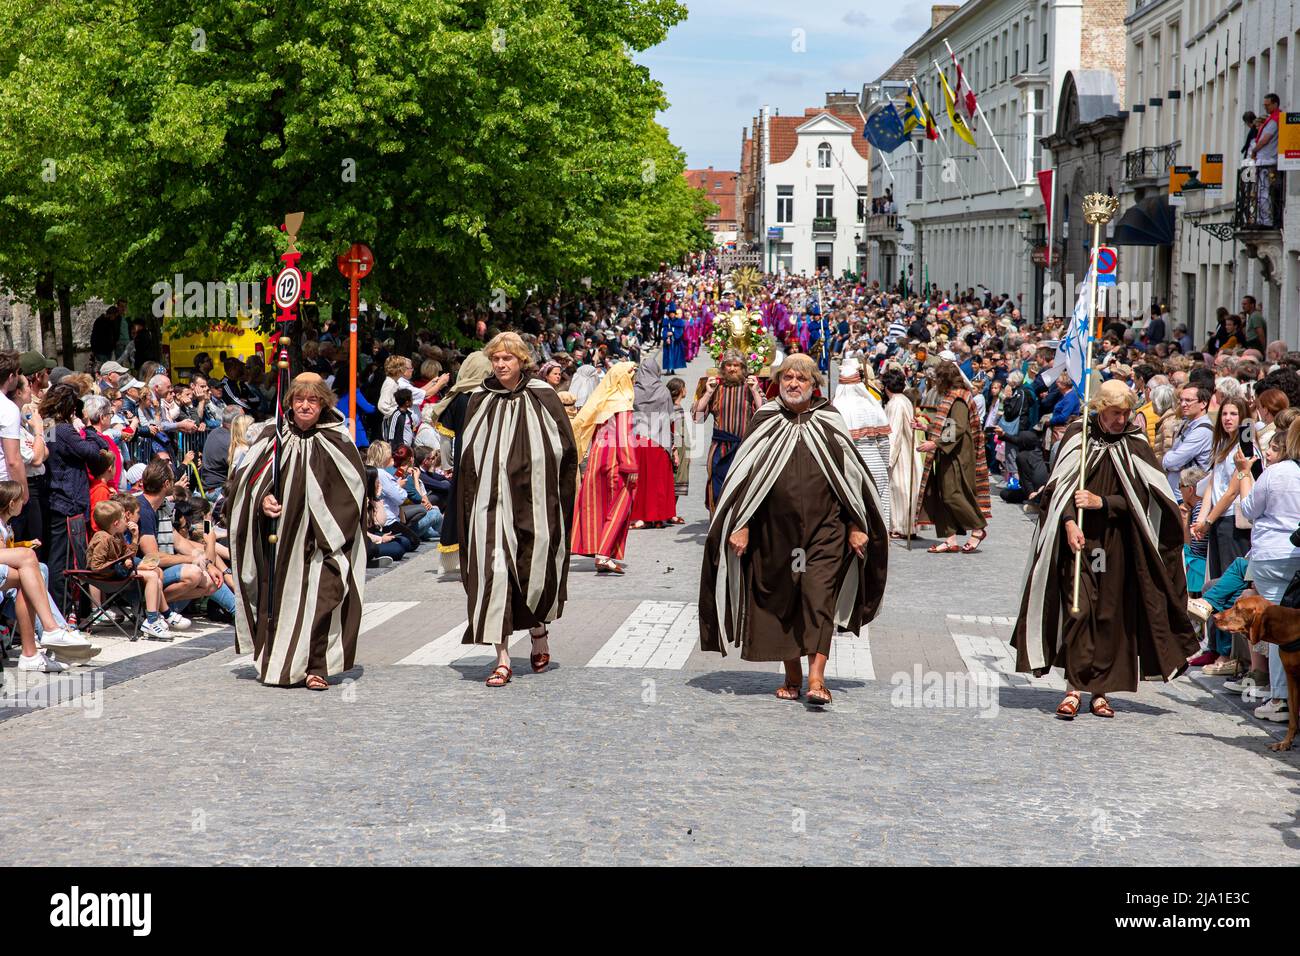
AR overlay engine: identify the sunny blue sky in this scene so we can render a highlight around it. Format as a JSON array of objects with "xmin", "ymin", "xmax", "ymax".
[{"xmin": 636, "ymin": 0, "xmax": 946, "ymax": 171}]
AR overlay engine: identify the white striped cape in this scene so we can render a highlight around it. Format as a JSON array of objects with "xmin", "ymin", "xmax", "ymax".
[
  {"xmin": 229, "ymin": 408, "xmax": 367, "ymax": 686},
  {"xmin": 458, "ymin": 377, "xmax": 578, "ymax": 645},
  {"xmin": 1013, "ymin": 420, "xmax": 1190, "ymax": 677},
  {"xmin": 699, "ymin": 396, "xmax": 889, "ymax": 655}
]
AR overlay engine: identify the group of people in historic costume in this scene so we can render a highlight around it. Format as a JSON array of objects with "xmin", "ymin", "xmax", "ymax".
[
  {"xmin": 692, "ymin": 351, "xmax": 766, "ymax": 511},
  {"xmin": 1011, "ymin": 380, "xmax": 1198, "ymax": 719},
  {"xmin": 914, "ymin": 361, "xmax": 991, "ymax": 554},
  {"xmin": 697, "ymin": 353, "xmax": 889, "ymax": 705}
]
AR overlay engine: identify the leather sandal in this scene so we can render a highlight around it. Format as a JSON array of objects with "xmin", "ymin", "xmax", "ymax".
[
  {"xmin": 530, "ymin": 629, "xmax": 551, "ymax": 673},
  {"xmin": 486, "ymin": 664, "xmax": 512, "ymax": 687},
  {"xmin": 1055, "ymin": 691, "xmax": 1081, "ymax": 720},
  {"xmin": 775, "ymin": 682, "xmax": 802, "ymax": 701},
  {"xmin": 304, "ymin": 674, "xmax": 328, "ymax": 691},
  {"xmin": 961, "ymin": 529, "xmax": 988, "ymax": 553},
  {"xmin": 807, "ymin": 680, "xmax": 832, "ymax": 705},
  {"xmin": 1090, "ymin": 695, "xmax": 1115, "ymax": 718},
  {"xmin": 927, "ymin": 541, "xmax": 961, "ymax": 553}
]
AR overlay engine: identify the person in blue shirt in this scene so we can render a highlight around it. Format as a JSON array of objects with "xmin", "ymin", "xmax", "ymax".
[
  {"xmin": 1049, "ymin": 374, "xmax": 1081, "ymax": 426},
  {"xmin": 335, "ymin": 367, "xmax": 375, "ymax": 450}
]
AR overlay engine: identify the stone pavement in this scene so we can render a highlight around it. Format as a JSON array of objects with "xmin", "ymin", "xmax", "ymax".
[{"xmin": 1, "ymin": 349, "xmax": 1298, "ymax": 865}]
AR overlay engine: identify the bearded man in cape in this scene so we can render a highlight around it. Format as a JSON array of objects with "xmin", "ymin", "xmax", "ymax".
[
  {"xmin": 229, "ymin": 373, "xmax": 367, "ymax": 690},
  {"xmin": 1011, "ymin": 379, "xmax": 1198, "ymax": 720},
  {"xmin": 699, "ymin": 353, "xmax": 888, "ymax": 706}
]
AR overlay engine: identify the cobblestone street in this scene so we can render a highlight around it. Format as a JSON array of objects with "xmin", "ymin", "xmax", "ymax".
[{"xmin": 4, "ymin": 351, "xmax": 1298, "ymax": 865}]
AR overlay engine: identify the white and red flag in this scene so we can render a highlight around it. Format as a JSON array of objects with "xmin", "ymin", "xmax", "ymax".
[{"xmin": 950, "ymin": 51, "xmax": 978, "ymax": 128}]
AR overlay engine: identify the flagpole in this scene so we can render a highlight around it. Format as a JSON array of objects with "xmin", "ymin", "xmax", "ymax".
[
  {"xmin": 1071, "ymin": 193, "xmax": 1120, "ymax": 614},
  {"xmin": 943, "ymin": 39, "xmax": 1019, "ymax": 189},
  {"xmin": 911, "ymin": 75, "xmax": 972, "ymax": 201},
  {"xmin": 1043, "ymin": 167, "xmax": 1056, "ymax": 325},
  {"xmin": 933, "ymin": 57, "xmax": 1000, "ymax": 193}
]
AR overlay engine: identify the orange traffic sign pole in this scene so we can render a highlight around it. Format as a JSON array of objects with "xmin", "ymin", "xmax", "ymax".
[
  {"xmin": 349, "ymin": 271, "xmax": 359, "ymax": 440},
  {"xmin": 336, "ymin": 243, "xmax": 375, "ymax": 442}
]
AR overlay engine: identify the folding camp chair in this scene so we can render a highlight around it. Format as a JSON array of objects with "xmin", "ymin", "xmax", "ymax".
[{"xmin": 63, "ymin": 514, "xmax": 144, "ymax": 641}]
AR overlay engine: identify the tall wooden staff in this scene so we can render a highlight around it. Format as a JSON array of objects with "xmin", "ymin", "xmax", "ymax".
[
  {"xmin": 264, "ymin": 212, "xmax": 312, "ymax": 576},
  {"xmin": 1071, "ymin": 193, "xmax": 1120, "ymax": 613}
]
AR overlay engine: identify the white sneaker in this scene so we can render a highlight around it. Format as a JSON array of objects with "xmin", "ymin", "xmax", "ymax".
[
  {"xmin": 1243, "ymin": 684, "xmax": 1272, "ymax": 703},
  {"xmin": 164, "ymin": 611, "xmax": 192, "ymax": 631},
  {"xmin": 39, "ymin": 628, "xmax": 92, "ymax": 649},
  {"xmin": 141, "ymin": 617, "xmax": 173, "ymax": 641},
  {"xmin": 18, "ymin": 650, "xmax": 69, "ymax": 673},
  {"xmin": 1254, "ymin": 699, "xmax": 1291, "ymax": 722}
]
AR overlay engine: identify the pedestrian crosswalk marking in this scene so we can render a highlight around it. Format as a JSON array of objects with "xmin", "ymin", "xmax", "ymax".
[
  {"xmin": 771, "ymin": 627, "xmax": 875, "ymax": 680},
  {"xmin": 951, "ymin": 632, "xmax": 1066, "ymax": 691},
  {"xmin": 948, "ymin": 614, "xmax": 1016, "ymax": 626},
  {"xmin": 587, "ymin": 600, "xmax": 698, "ymax": 669},
  {"xmin": 359, "ymin": 601, "xmax": 421, "ymax": 635},
  {"xmin": 395, "ymin": 623, "xmax": 528, "ymax": 666}
]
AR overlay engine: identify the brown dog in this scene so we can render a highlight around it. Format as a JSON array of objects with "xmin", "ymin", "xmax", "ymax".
[{"xmin": 1213, "ymin": 595, "xmax": 1300, "ymax": 752}]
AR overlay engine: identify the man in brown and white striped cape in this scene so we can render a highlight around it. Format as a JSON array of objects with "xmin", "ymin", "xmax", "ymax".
[
  {"xmin": 699, "ymin": 354, "xmax": 889, "ymax": 706},
  {"xmin": 229, "ymin": 373, "xmax": 367, "ymax": 690},
  {"xmin": 457, "ymin": 333, "xmax": 578, "ymax": 687}
]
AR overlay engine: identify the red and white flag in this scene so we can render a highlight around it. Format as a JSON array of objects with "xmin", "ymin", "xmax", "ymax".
[{"xmin": 951, "ymin": 52, "xmax": 978, "ymax": 128}]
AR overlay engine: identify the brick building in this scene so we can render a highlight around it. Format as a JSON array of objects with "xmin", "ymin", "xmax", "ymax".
[{"xmin": 684, "ymin": 167, "xmax": 739, "ymax": 244}]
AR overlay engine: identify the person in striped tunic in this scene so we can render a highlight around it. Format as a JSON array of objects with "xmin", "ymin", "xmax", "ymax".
[
  {"xmin": 229, "ymin": 374, "xmax": 367, "ymax": 690},
  {"xmin": 456, "ymin": 334, "xmax": 578, "ymax": 688},
  {"xmin": 692, "ymin": 351, "xmax": 765, "ymax": 512}
]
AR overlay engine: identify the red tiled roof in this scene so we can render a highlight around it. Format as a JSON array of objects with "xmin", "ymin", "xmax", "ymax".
[{"xmin": 768, "ymin": 110, "xmax": 870, "ymax": 165}]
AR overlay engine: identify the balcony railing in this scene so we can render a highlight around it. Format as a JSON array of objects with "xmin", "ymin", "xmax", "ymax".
[
  {"xmin": 1234, "ymin": 165, "xmax": 1285, "ymax": 231},
  {"xmin": 812, "ymin": 216, "xmax": 837, "ymax": 233},
  {"xmin": 1124, "ymin": 143, "xmax": 1179, "ymax": 182},
  {"xmin": 864, "ymin": 212, "xmax": 900, "ymax": 235}
]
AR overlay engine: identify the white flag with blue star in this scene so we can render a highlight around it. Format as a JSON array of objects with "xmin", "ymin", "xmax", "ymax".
[{"xmin": 1044, "ymin": 253, "xmax": 1096, "ymax": 401}]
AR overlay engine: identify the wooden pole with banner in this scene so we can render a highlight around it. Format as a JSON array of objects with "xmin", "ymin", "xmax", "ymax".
[{"xmin": 1071, "ymin": 193, "xmax": 1120, "ymax": 613}]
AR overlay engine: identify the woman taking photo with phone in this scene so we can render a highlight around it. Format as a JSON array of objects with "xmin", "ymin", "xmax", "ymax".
[{"xmin": 1191, "ymin": 395, "xmax": 1254, "ymax": 677}]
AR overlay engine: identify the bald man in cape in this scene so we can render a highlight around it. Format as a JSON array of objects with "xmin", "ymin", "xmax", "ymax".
[{"xmin": 699, "ymin": 353, "xmax": 889, "ymax": 705}]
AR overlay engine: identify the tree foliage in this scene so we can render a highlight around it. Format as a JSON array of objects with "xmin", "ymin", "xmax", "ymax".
[{"xmin": 0, "ymin": 0, "xmax": 712, "ymax": 335}]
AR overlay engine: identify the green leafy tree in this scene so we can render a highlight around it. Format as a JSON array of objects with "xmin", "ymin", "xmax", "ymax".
[{"xmin": 0, "ymin": 0, "xmax": 711, "ymax": 348}]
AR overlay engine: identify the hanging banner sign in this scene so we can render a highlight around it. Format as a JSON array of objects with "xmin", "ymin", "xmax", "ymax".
[
  {"xmin": 1278, "ymin": 113, "xmax": 1300, "ymax": 171},
  {"xmin": 1167, "ymin": 165, "xmax": 1193, "ymax": 206},
  {"xmin": 1200, "ymin": 153, "xmax": 1224, "ymax": 190}
]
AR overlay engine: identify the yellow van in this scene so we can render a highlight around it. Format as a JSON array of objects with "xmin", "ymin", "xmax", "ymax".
[{"xmin": 162, "ymin": 313, "xmax": 275, "ymax": 380}]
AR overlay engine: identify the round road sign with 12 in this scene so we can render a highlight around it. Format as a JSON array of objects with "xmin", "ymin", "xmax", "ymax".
[{"xmin": 274, "ymin": 266, "xmax": 303, "ymax": 310}]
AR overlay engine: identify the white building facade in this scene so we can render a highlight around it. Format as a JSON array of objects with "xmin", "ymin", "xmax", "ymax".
[
  {"xmin": 900, "ymin": 0, "xmax": 1125, "ymax": 318},
  {"xmin": 756, "ymin": 108, "xmax": 872, "ymax": 277}
]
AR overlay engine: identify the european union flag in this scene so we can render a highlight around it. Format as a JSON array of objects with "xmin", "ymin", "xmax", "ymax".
[{"xmin": 864, "ymin": 104, "xmax": 907, "ymax": 154}]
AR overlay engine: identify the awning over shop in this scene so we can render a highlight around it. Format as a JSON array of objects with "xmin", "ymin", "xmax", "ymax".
[{"xmin": 1111, "ymin": 195, "xmax": 1175, "ymax": 246}]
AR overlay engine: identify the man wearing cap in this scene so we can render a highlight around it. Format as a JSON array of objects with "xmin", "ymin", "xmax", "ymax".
[
  {"xmin": 19, "ymin": 350, "xmax": 54, "ymax": 399},
  {"xmin": 94, "ymin": 361, "xmax": 129, "ymax": 396}
]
